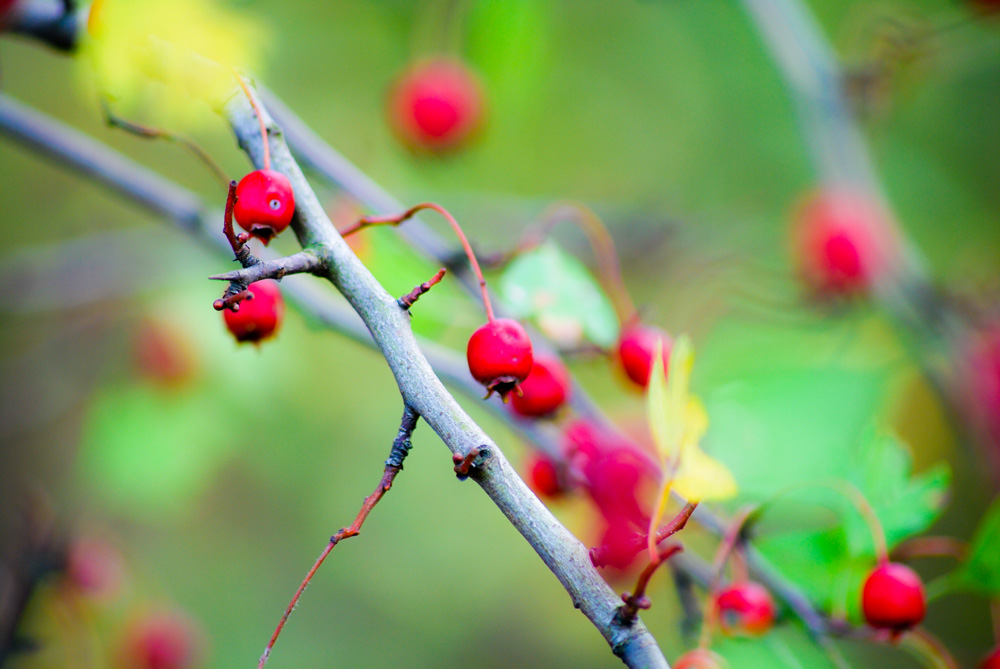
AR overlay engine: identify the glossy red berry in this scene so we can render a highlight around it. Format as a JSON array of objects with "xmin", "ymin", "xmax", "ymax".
[
  {"xmin": 861, "ymin": 562, "xmax": 926, "ymax": 631},
  {"xmin": 674, "ymin": 649, "xmax": 724, "ymax": 669},
  {"xmin": 234, "ymin": 169, "xmax": 295, "ymax": 245},
  {"xmin": 980, "ymin": 645, "xmax": 1000, "ymax": 669},
  {"xmin": 525, "ymin": 453, "xmax": 564, "ymax": 499},
  {"xmin": 616, "ymin": 324, "xmax": 672, "ymax": 388},
  {"xmin": 388, "ymin": 57, "xmax": 485, "ymax": 153},
  {"xmin": 119, "ymin": 610, "xmax": 201, "ymax": 669},
  {"xmin": 510, "ymin": 355, "xmax": 571, "ymax": 418},
  {"xmin": 223, "ymin": 280, "xmax": 284, "ymax": 344},
  {"xmin": 791, "ymin": 188, "xmax": 899, "ymax": 297},
  {"xmin": 715, "ymin": 582, "xmax": 775, "ymax": 636},
  {"xmin": 467, "ymin": 318, "xmax": 533, "ymax": 400}
]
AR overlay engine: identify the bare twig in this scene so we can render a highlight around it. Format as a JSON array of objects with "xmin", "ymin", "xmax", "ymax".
[
  {"xmin": 258, "ymin": 404, "xmax": 419, "ymax": 668},
  {"xmin": 208, "ymin": 250, "xmax": 323, "ymax": 286},
  {"xmin": 398, "ymin": 268, "xmax": 447, "ymax": 310},
  {"xmin": 591, "ymin": 502, "xmax": 698, "ymax": 569}
]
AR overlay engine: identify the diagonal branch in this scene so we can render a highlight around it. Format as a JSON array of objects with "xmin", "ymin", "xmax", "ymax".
[{"xmin": 224, "ymin": 80, "xmax": 671, "ymax": 668}]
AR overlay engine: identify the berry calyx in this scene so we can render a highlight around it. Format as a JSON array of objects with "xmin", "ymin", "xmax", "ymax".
[
  {"xmin": 510, "ymin": 354, "xmax": 571, "ymax": 418},
  {"xmin": 223, "ymin": 280, "xmax": 284, "ymax": 344},
  {"xmin": 675, "ymin": 649, "xmax": 725, "ymax": 669},
  {"xmin": 861, "ymin": 562, "xmax": 926, "ymax": 632},
  {"xmin": 233, "ymin": 169, "xmax": 295, "ymax": 245},
  {"xmin": 467, "ymin": 318, "xmax": 533, "ymax": 400},
  {"xmin": 388, "ymin": 57, "xmax": 485, "ymax": 153},
  {"xmin": 118, "ymin": 610, "xmax": 201, "ymax": 669},
  {"xmin": 790, "ymin": 188, "xmax": 899, "ymax": 297},
  {"xmin": 616, "ymin": 324, "xmax": 673, "ymax": 388},
  {"xmin": 715, "ymin": 581, "xmax": 775, "ymax": 636},
  {"xmin": 524, "ymin": 453, "xmax": 564, "ymax": 499}
]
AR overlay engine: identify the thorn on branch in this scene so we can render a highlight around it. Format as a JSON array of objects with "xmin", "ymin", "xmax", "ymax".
[
  {"xmin": 397, "ymin": 268, "xmax": 446, "ymax": 310},
  {"xmin": 452, "ymin": 446, "xmax": 489, "ymax": 481},
  {"xmin": 214, "ymin": 288, "xmax": 253, "ymax": 312}
]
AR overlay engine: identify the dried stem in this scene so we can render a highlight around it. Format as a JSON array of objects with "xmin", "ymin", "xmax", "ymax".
[
  {"xmin": 234, "ymin": 71, "xmax": 271, "ymax": 171},
  {"xmin": 340, "ymin": 202, "xmax": 495, "ymax": 321},
  {"xmin": 258, "ymin": 405, "xmax": 419, "ymax": 668},
  {"xmin": 100, "ymin": 99, "xmax": 230, "ymax": 187},
  {"xmin": 523, "ymin": 202, "xmax": 637, "ymax": 324}
]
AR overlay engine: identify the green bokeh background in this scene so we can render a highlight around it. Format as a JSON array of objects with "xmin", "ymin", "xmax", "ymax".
[{"xmin": 1, "ymin": 0, "xmax": 998, "ymax": 667}]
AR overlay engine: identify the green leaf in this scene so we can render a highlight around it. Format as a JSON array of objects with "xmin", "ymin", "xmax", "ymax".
[
  {"xmin": 843, "ymin": 429, "xmax": 951, "ymax": 557},
  {"xmin": 498, "ymin": 242, "xmax": 619, "ymax": 347},
  {"xmin": 955, "ymin": 497, "xmax": 1000, "ymax": 595}
]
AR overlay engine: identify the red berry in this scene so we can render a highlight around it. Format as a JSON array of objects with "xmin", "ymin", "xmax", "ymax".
[
  {"xmin": 674, "ymin": 649, "xmax": 724, "ymax": 669},
  {"xmin": 510, "ymin": 355, "xmax": 571, "ymax": 418},
  {"xmin": 467, "ymin": 318, "xmax": 533, "ymax": 400},
  {"xmin": 981, "ymin": 646, "xmax": 1000, "ymax": 669},
  {"xmin": 715, "ymin": 582, "xmax": 775, "ymax": 636},
  {"xmin": 388, "ymin": 57, "xmax": 485, "ymax": 153},
  {"xmin": 525, "ymin": 453, "xmax": 564, "ymax": 499},
  {"xmin": 119, "ymin": 610, "xmax": 201, "ymax": 669},
  {"xmin": 616, "ymin": 324, "xmax": 672, "ymax": 388},
  {"xmin": 791, "ymin": 188, "xmax": 899, "ymax": 297},
  {"xmin": 233, "ymin": 169, "xmax": 295, "ymax": 245},
  {"xmin": 223, "ymin": 280, "xmax": 284, "ymax": 344},
  {"xmin": 861, "ymin": 562, "xmax": 926, "ymax": 631}
]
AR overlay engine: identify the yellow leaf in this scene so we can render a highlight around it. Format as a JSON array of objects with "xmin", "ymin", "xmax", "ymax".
[
  {"xmin": 674, "ymin": 447, "xmax": 738, "ymax": 502},
  {"xmin": 79, "ymin": 0, "xmax": 268, "ymax": 128}
]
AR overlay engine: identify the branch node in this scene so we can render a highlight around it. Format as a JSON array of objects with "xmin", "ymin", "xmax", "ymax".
[{"xmin": 452, "ymin": 446, "xmax": 490, "ymax": 481}]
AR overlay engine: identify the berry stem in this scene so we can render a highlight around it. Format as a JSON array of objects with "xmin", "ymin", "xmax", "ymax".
[
  {"xmin": 890, "ymin": 536, "xmax": 967, "ymax": 563},
  {"xmin": 100, "ymin": 98, "xmax": 231, "ymax": 187},
  {"xmin": 234, "ymin": 71, "xmax": 271, "ymax": 171},
  {"xmin": 905, "ymin": 627, "xmax": 959, "ymax": 669},
  {"xmin": 340, "ymin": 203, "xmax": 496, "ymax": 321},
  {"xmin": 521, "ymin": 202, "xmax": 637, "ymax": 324},
  {"xmin": 698, "ymin": 505, "xmax": 759, "ymax": 649},
  {"xmin": 258, "ymin": 405, "xmax": 419, "ymax": 668}
]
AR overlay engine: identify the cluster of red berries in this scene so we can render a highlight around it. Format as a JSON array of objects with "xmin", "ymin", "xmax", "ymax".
[{"xmin": 60, "ymin": 536, "xmax": 202, "ymax": 669}]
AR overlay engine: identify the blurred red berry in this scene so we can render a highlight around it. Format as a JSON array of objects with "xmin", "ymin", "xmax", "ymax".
[
  {"xmin": 133, "ymin": 319, "xmax": 198, "ymax": 388},
  {"xmin": 616, "ymin": 324, "xmax": 672, "ymax": 388},
  {"xmin": 119, "ymin": 610, "xmax": 201, "ymax": 669},
  {"xmin": 510, "ymin": 355, "xmax": 571, "ymax": 418},
  {"xmin": 467, "ymin": 318, "xmax": 533, "ymax": 400},
  {"xmin": 65, "ymin": 537, "xmax": 124, "ymax": 602},
  {"xmin": 388, "ymin": 57, "xmax": 485, "ymax": 153},
  {"xmin": 223, "ymin": 280, "xmax": 284, "ymax": 344},
  {"xmin": 715, "ymin": 581, "xmax": 775, "ymax": 636},
  {"xmin": 233, "ymin": 169, "xmax": 295, "ymax": 245},
  {"xmin": 791, "ymin": 188, "xmax": 899, "ymax": 297},
  {"xmin": 861, "ymin": 562, "xmax": 926, "ymax": 631},
  {"xmin": 675, "ymin": 649, "xmax": 724, "ymax": 669},
  {"xmin": 525, "ymin": 453, "xmax": 564, "ymax": 499}
]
